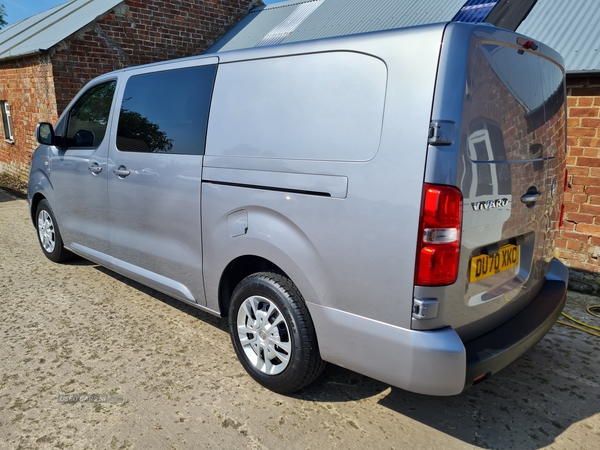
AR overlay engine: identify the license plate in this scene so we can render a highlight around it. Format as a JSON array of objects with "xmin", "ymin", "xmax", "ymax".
[{"xmin": 469, "ymin": 244, "xmax": 519, "ymax": 283}]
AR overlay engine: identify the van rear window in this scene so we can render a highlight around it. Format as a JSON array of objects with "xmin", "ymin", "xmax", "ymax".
[{"xmin": 464, "ymin": 44, "xmax": 564, "ymax": 163}]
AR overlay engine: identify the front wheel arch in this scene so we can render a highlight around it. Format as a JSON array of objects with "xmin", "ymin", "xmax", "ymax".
[{"xmin": 30, "ymin": 192, "xmax": 47, "ymax": 226}]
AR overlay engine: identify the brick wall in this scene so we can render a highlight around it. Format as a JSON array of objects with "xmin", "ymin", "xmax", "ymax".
[
  {"xmin": 0, "ymin": 0, "xmax": 254, "ymax": 183},
  {"xmin": 51, "ymin": 0, "xmax": 255, "ymax": 113},
  {"xmin": 556, "ymin": 75, "xmax": 600, "ymax": 280},
  {"xmin": 0, "ymin": 55, "xmax": 58, "ymax": 181}
]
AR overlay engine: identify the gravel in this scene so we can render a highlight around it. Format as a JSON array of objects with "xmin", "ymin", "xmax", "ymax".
[{"xmin": 1, "ymin": 190, "xmax": 599, "ymax": 449}]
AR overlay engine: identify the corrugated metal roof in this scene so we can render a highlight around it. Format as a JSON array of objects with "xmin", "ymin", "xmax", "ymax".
[
  {"xmin": 0, "ymin": 0, "xmax": 123, "ymax": 61},
  {"xmin": 517, "ymin": 0, "xmax": 600, "ymax": 73},
  {"xmin": 209, "ymin": 0, "xmax": 470, "ymax": 52},
  {"xmin": 256, "ymin": 0, "xmax": 324, "ymax": 47}
]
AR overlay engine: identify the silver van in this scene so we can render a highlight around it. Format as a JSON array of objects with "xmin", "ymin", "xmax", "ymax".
[{"xmin": 28, "ymin": 22, "xmax": 568, "ymax": 396}]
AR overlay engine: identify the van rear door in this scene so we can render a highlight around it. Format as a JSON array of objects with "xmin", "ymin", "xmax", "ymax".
[{"xmin": 414, "ymin": 24, "xmax": 566, "ymax": 340}]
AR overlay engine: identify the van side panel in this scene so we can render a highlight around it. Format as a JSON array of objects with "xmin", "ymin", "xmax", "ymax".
[
  {"xmin": 203, "ymin": 25, "xmax": 446, "ymax": 337},
  {"xmin": 206, "ymin": 52, "xmax": 386, "ymax": 162}
]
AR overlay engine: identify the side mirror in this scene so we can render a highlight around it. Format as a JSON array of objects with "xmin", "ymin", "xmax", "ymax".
[{"xmin": 36, "ymin": 122, "xmax": 55, "ymax": 146}]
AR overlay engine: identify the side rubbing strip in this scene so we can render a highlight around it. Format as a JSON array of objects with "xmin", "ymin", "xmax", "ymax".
[
  {"xmin": 205, "ymin": 181, "xmax": 331, "ymax": 198},
  {"xmin": 202, "ymin": 167, "xmax": 348, "ymax": 198}
]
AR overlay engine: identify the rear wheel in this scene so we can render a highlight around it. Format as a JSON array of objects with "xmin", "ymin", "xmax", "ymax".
[
  {"xmin": 36, "ymin": 200, "xmax": 72, "ymax": 263},
  {"xmin": 228, "ymin": 272, "xmax": 325, "ymax": 393}
]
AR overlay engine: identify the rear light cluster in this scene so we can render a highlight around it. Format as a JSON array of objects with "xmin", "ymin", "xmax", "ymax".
[{"xmin": 415, "ymin": 183, "xmax": 463, "ymax": 286}]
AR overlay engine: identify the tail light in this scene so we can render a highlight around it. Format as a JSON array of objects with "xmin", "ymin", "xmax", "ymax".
[{"xmin": 415, "ymin": 183, "xmax": 463, "ymax": 286}]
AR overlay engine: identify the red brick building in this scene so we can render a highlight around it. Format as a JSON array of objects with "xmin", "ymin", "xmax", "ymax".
[
  {"xmin": 557, "ymin": 76, "xmax": 600, "ymax": 293},
  {"xmin": 0, "ymin": 0, "xmax": 256, "ymax": 184}
]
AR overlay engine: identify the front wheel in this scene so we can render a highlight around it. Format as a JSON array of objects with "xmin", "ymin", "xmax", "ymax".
[
  {"xmin": 228, "ymin": 272, "xmax": 325, "ymax": 394},
  {"xmin": 35, "ymin": 200, "xmax": 72, "ymax": 263}
]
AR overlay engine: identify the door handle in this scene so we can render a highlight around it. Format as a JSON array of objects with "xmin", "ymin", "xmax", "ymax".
[
  {"xmin": 113, "ymin": 166, "xmax": 131, "ymax": 178},
  {"xmin": 89, "ymin": 164, "xmax": 102, "ymax": 174},
  {"xmin": 521, "ymin": 190, "xmax": 541, "ymax": 204}
]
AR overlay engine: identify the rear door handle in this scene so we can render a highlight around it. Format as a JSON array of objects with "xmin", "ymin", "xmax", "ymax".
[
  {"xmin": 520, "ymin": 192, "xmax": 541, "ymax": 204},
  {"xmin": 113, "ymin": 166, "xmax": 131, "ymax": 178}
]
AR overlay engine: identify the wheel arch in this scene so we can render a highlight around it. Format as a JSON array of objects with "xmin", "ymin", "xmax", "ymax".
[
  {"xmin": 28, "ymin": 164, "xmax": 53, "ymax": 227},
  {"xmin": 218, "ymin": 255, "xmax": 289, "ymax": 318},
  {"xmin": 30, "ymin": 192, "xmax": 47, "ymax": 226}
]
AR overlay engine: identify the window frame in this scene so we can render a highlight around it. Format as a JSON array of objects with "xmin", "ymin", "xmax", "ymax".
[
  {"xmin": 63, "ymin": 80, "xmax": 117, "ymax": 150},
  {"xmin": 115, "ymin": 58, "xmax": 219, "ymax": 156},
  {"xmin": 1, "ymin": 100, "xmax": 14, "ymax": 142}
]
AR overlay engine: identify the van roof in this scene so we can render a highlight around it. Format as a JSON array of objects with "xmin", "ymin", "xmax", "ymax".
[{"xmin": 207, "ymin": 0, "xmax": 470, "ymax": 53}]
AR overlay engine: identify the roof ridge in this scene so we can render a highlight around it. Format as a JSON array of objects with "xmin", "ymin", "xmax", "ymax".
[{"xmin": 0, "ymin": 0, "xmax": 123, "ymax": 61}]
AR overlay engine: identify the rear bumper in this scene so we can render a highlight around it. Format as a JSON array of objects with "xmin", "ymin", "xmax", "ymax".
[
  {"xmin": 463, "ymin": 261, "xmax": 568, "ymax": 388},
  {"xmin": 309, "ymin": 260, "xmax": 568, "ymax": 396}
]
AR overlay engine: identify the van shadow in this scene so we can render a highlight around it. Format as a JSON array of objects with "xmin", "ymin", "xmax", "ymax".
[
  {"xmin": 0, "ymin": 187, "xmax": 25, "ymax": 203},
  {"xmin": 296, "ymin": 324, "xmax": 599, "ymax": 449},
  {"xmin": 92, "ymin": 265, "xmax": 229, "ymax": 333},
  {"xmin": 67, "ymin": 254, "xmax": 98, "ymax": 266},
  {"xmin": 87, "ymin": 264, "xmax": 600, "ymax": 448}
]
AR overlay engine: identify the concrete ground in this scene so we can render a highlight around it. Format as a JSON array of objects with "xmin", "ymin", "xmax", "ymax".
[{"xmin": 0, "ymin": 189, "xmax": 599, "ymax": 450}]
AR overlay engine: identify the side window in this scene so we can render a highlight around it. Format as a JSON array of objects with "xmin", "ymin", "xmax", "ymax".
[
  {"xmin": 1, "ymin": 100, "xmax": 14, "ymax": 142},
  {"xmin": 117, "ymin": 65, "xmax": 217, "ymax": 155},
  {"xmin": 66, "ymin": 81, "xmax": 116, "ymax": 148}
]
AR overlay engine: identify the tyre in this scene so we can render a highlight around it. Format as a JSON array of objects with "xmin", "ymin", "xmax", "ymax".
[
  {"xmin": 35, "ymin": 200, "xmax": 72, "ymax": 263},
  {"xmin": 228, "ymin": 272, "xmax": 326, "ymax": 394}
]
